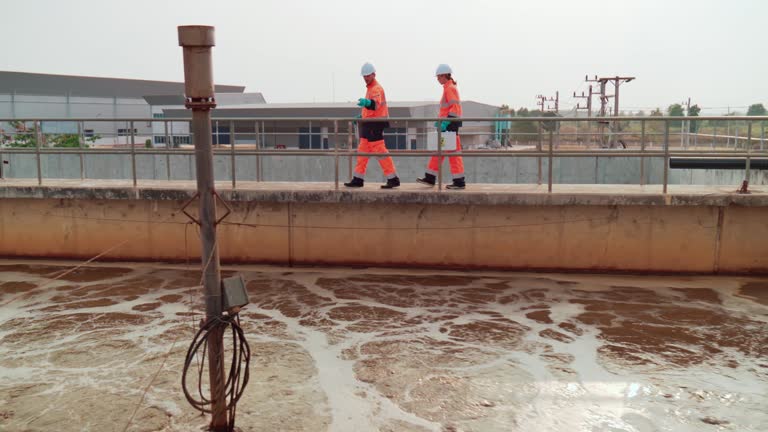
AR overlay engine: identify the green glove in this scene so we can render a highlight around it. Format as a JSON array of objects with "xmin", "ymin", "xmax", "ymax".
[
  {"xmin": 357, "ymin": 98, "xmax": 372, "ymax": 108},
  {"xmin": 352, "ymin": 114, "xmax": 362, "ymax": 125},
  {"xmin": 435, "ymin": 120, "xmax": 450, "ymax": 132}
]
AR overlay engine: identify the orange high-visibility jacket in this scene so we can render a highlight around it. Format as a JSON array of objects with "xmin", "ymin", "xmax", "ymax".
[
  {"xmin": 439, "ymin": 81, "xmax": 462, "ymax": 118},
  {"xmin": 360, "ymin": 80, "xmax": 390, "ymax": 141},
  {"xmin": 362, "ymin": 80, "xmax": 389, "ymax": 119}
]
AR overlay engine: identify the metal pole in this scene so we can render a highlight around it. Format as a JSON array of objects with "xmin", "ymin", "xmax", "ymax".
[
  {"xmin": 230, "ymin": 120, "xmax": 236, "ymax": 188},
  {"xmin": 437, "ymin": 126, "xmax": 443, "ymax": 190},
  {"xmin": 35, "ymin": 120, "xmax": 42, "ymax": 185},
  {"xmin": 612, "ymin": 80, "xmax": 619, "ymax": 149},
  {"xmin": 640, "ymin": 120, "xmax": 646, "ymax": 186},
  {"xmin": 537, "ymin": 121, "xmax": 542, "ymax": 185},
  {"xmin": 334, "ymin": 120, "xmax": 339, "ymax": 190},
  {"xmin": 743, "ymin": 122, "xmax": 752, "ymax": 193},
  {"xmin": 165, "ymin": 120, "xmax": 171, "ymax": 180},
  {"xmin": 179, "ymin": 25, "xmax": 228, "ymax": 431},
  {"xmin": 78, "ymin": 121, "xmax": 85, "ymax": 179},
  {"xmin": 663, "ymin": 121, "xmax": 670, "ymax": 194},
  {"xmin": 255, "ymin": 120, "xmax": 261, "ymax": 182},
  {"xmin": 347, "ymin": 121, "xmax": 353, "ymax": 180},
  {"xmin": 130, "ymin": 120, "xmax": 137, "ymax": 187},
  {"xmin": 547, "ymin": 129, "xmax": 553, "ymax": 192}
]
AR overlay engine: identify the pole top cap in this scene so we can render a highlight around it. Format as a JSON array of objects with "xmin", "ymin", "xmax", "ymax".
[{"xmin": 178, "ymin": 26, "xmax": 215, "ymax": 47}]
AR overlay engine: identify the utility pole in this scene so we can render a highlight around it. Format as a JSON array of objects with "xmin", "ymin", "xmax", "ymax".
[
  {"xmin": 585, "ymin": 75, "xmax": 608, "ymax": 147},
  {"xmin": 536, "ymin": 93, "xmax": 558, "ymax": 113},
  {"xmin": 683, "ymin": 97, "xmax": 691, "ymax": 148},
  {"xmin": 536, "ymin": 92, "xmax": 559, "ymax": 146},
  {"xmin": 536, "ymin": 94, "xmax": 547, "ymax": 113},
  {"xmin": 574, "ymin": 85, "xmax": 594, "ymax": 147},
  {"xmin": 574, "ymin": 85, "xmax": 593, "ymax": 118},
  {"xmin": 178, "ymin": 25, "xmax": 228, "ymax": 431},
  {"xmin": 587, "ymin": 75, "xmax": 634, "ymax": 148}
]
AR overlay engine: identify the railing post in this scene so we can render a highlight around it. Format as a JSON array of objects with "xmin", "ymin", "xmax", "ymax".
[
  {"xmin": 334, "ymin": 120, "xmax": 339, "ymax": 190},
  {"xmin": 255, "ymin": 120, "xmax": 261, "ymax": 182},
  {"xmin": 537, "ymin": 121, "xmax": 543, "ymax": 185},
  {"xmin": 35, "ymin": 120, "xmax": 42, "ymax": 185},
  {"xmin": 663, "ymin": 120, "xmax": 670, "ymax": 194},
  {"xmin": 741, "ymin": 122, "xmax": 752, "ymax": 193},
  {"xmin": 78, "ymin": 120, "xmax": 85, "ymax": 179},
  {"xmin": 547, "ymin": 128, "xmax": 554, "ymax": 193},
  {"xmin": 437, "ymin": 125, "xmax": 443, "ymax": 190},
  {"xmin": 130, "ymin": 120, "xmax": 137, "ymax": 187},
  {"xmin": 347, "ymin": 121, "xmax": 353, "ymax": 180},
  {"xmin": 230, "ymin": 120, "xmax": 236, "ymax": 189},
  {"xmin": 640, "ymin": 119, "xmax": 646, "ymax": 186},
  {"xmin": 165, "ymin": 120, "xmax": 171, "ymax": 180}
]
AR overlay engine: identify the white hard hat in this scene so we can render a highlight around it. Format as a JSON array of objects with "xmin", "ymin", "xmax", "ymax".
[
  {"xmin": 435, "ymin": 64, "xmax": 453, "ymax": 76},
  {"xmin": 360, "ymin": 62, "xmax": 376, "ymax": 76}
]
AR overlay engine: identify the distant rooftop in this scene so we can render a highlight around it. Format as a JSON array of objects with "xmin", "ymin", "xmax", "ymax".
[{"xmin": 0, "ymin": 71, "xmax": 245, "ymax": 98}]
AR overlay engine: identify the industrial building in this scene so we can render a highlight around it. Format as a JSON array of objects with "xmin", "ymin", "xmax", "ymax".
[{"xmin": 0, "ymin": 71, "xmax": 501, "ymax": 150}]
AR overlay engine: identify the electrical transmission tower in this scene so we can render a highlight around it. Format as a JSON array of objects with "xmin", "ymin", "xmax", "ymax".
[
  {"xmin": 585, "ymin": 75, "xmax": 635, "ymax": 148},
  {"xmin": 573, "ymin": 85, "xmax": 594, "ymax": 146},
  {"xmin": 536, "ymin": 92, "xmax": 559, "ymax": 113}
]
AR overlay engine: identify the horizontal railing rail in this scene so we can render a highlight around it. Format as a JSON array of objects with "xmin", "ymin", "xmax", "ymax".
[{"xmin": 1, "ymin": 116, "xmax": 766, "ymax": 192}]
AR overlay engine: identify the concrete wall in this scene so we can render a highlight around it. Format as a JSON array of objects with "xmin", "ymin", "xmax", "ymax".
[
  {"xmin": 1, "ymin": 195, "xmax": 766, "ymax": 273},
  {"xmin": 1, "ymin": 152, "xmax": 766, "ymax": 186}
]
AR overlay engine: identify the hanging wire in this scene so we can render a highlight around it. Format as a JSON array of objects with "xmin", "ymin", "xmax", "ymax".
[{"xmin": 181, "ymin": 313, "xmax": 251, "ymax": 431}]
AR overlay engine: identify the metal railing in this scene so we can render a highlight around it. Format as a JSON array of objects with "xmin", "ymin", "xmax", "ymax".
[{"xmin": 1, "ymin": 116, "xmax": 766, "ymax": 193}]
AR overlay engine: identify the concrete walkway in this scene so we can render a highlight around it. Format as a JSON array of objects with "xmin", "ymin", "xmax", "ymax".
[{"xmin": 1, "ymin": 178, "xmax": 767, "ymax": 206}]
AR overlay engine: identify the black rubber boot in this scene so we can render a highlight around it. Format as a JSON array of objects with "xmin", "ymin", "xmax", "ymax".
[
  {"xmin": 344, "ymin": 177, "xmax": 364, "ymax": 188},
  {"xmin": 446, "ymin": 177, "xmax": 466, "ymax": 190},
  {"xmin": 381, "ymin": 176, "xmax": 400, "ymax": 189},
  {"xmin": 416, "ymin": 173, "xmax": 436, "ymax": 186}
]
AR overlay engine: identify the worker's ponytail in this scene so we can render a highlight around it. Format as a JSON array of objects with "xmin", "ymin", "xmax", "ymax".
[{"xmin": 445, "ymin": 73, "xmax": 457, "ymax": 85}]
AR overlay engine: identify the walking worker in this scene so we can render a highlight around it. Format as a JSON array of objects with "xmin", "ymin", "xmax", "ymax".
[
  {"xmin": 417, "ymin": 64, "xmax": 466, "ymax": 189},
  {"xmin": 344, "ymin": 62, "xmax": 401, "ymax": 189}
]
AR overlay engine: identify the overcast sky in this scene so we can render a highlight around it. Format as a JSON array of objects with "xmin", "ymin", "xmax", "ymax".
[{"xmin": 2, "ymin": 0, "xmax": 765, "ymax": 113}]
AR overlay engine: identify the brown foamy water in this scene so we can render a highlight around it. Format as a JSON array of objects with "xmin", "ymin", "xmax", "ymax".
[{"xmin": 0, "ymin": 262, "xmax": 766, "ymax": 431}]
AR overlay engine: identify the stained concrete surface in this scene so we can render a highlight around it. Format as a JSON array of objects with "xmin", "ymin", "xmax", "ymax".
[
  {"xmin": 0, "ymin": 261, "xmax": 766, "ymax": 431},
  {"xmin": 1, "ymin": 178, "xmax": 767, "ymax": 207}
]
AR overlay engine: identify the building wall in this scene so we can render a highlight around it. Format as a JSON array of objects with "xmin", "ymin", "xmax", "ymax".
[{"xmin": 0, "ymin": 93, "xmax": 154, "ymax": 145}]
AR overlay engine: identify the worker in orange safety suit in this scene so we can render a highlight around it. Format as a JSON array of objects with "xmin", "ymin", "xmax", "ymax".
[
  {"xmin": 344, "ymin": 62, "xmax": 400, "ymax": 189},
  {"xmin": 417, "ymin": 63, "xmax": 466, "ymax": 189}
]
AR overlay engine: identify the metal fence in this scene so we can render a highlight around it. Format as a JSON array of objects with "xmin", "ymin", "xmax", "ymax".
[{"xmin": 1, "ymin": 116, "xmax": 767, "ymax": 192}]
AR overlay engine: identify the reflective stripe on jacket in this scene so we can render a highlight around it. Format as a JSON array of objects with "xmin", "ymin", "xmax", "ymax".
[
  {"xmin": 439, "ymin": 81, "xmax": 462, "ymax": 118},
  {"xmin": 362, "ymin": 80, "xmax": 389, "ymax": 118}
]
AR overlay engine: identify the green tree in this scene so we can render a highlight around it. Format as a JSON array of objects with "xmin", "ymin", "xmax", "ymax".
[
  {"xmin": 50, "ymin": 134, "xmax": 82, "ymax": 148},
  {"xmin": 7, "ymin": 121, "xmax": 36, "ymax": 147},
  {"xmin": 687, "ymin": 104, "xmax": 701, "ymax": 132},
  {"xmin": 509, "ymin": 107, "xmax": 538, "ymax": 142},
  {"xmin": 667, "ymin": 104, "xmax": 684, "ymax": 127},
  {"xmin": 747, "ymin": 103, "xmax": 766, "ymax": 116},
  {"xmin": 541, "ymin": 111, "xmax": 560, "ymax": 133},
  {"xmin": 647, "ymin": 108, "xmax": 664, "ymax": 133}
]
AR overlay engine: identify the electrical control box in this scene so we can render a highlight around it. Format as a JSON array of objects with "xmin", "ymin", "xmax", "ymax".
[{"xmin": 222, "ymin": 274, "xmax": 249, "ymax": 312}]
